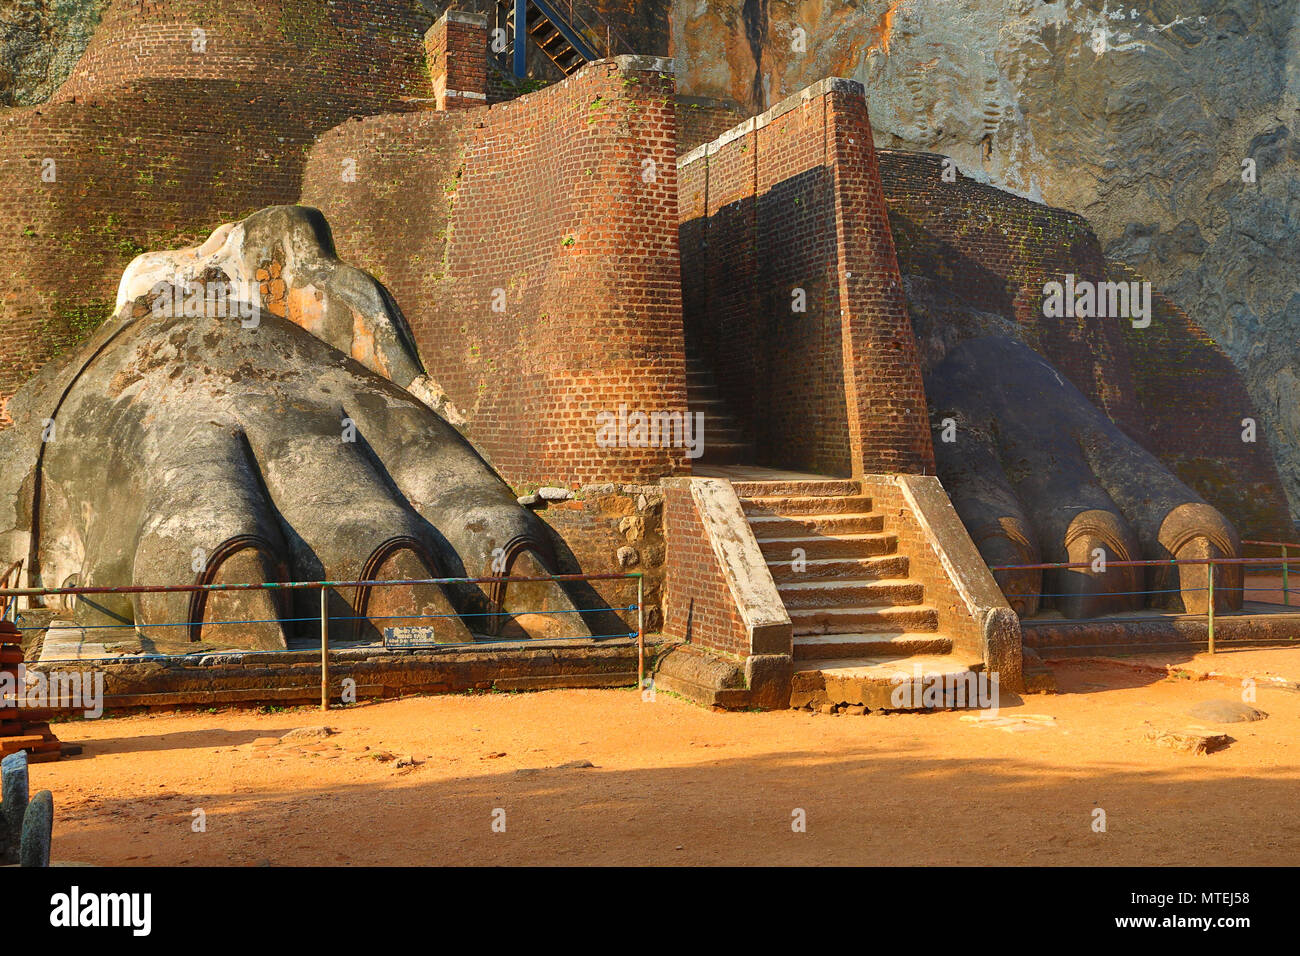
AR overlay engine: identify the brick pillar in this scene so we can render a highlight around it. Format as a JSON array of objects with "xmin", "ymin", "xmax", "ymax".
[{"xmin": 424, "ymin": 11, "xmax": 489, "ymax": 111}]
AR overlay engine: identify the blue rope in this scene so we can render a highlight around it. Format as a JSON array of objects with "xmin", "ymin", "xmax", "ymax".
[{"xmin": 13, "ymin": 606, "xmax": 640, "ymax": 632}]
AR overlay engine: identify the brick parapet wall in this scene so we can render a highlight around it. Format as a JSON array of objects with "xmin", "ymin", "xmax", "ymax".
[
  {"xmin": 1111, "ymin": 263, "xmax": 1292, "ymax": 538},
  {"xmin": 674, "ymin": 95, "xmax": 745, "ymax": 155},
  {"xmin": 0, "ymin": 0, "xmax": 436, "ymax": 424},
  {"xmin": 56, "ymin": 0, "xmax": 432, "ymax": 109},
  {"xmin": 661, "ymin": 481, "xmax": 750, "ymax": 659},
  {"xmin": 878, "ymin": 149, "xmax": 1147, "ymax": 442},
  {"xmin": 302, "ymin": 56, "xmax": 689, "ymax": 487},
  {"xmin": 678, "ymin": 79, "xmax": 934, "ymax": 478}
]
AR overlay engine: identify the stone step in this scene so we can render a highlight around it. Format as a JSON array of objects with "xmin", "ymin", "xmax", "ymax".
[
  {"xmin": 791, "ymin": 654, "xmax": 988, "ymax": 711},
  {"xmin": 757, "ymin": 532, "xmax": 898, "ymax": 561},
  {"xmin": 789, "ymin": 604, "xmax": 939, "ymax": 636},
  {"xmin": 731, "ymin": 479, "xmax": 859, "ymax": 498},
  {"xmin": 741, "ymin": 494, "xmax": 874, "ymax": 516},
  {"xmin": 777, "ymin": 578, "xmax": 924, "ymax": 609},
  {"xmin": 793, "ymin": 631, "xmax": 952, "ymax": 661},
  {"xmin": 765, "ymin": 554, "xmax": 910, "ymax": 583},
  {"xmin": 698, "ymin": 448, "xmax": 755, "ymax": 467},
  {"xmin": 748, "ymin": 512, "xmax": 883, "ymax": 538}
]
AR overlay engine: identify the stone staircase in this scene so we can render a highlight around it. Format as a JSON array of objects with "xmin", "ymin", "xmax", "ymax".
[
  {"xmin": 686, "ymin": 353, "xmax": 754, "ymax": 467},
  {"xmin": 734, "ymin": 478, "xmax": 986, "ymax": 711}
]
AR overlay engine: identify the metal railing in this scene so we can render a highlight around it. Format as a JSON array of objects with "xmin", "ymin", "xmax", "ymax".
[
  {"xmin": 1242, "ymin": 539, "xmax": 1296, "ymax": 606},
  {"xmin": 0, "ymin": 560, "xmax": 21, "ymax": 620},
  {"xmin": 470, "ymin": 0, "xmax": 638, "ymax": 80},
  {"xmin": 0, "ymin": 572, "xmax": 645, "ymax": 712},
  {"xmin": 988, "ymin": 555, "xmax": 1300, "ymax": 654}
]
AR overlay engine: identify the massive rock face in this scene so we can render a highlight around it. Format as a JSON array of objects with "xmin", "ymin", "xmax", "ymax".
[
  {"xmin": 669, "ymin": 0, "xmax": 1300, "ymax": 522},
  {"xmin": 0, "ymin": 0, "xmax": 102, "ymax": 106}
]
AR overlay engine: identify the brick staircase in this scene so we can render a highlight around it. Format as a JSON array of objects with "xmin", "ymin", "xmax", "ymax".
[
  {"xmin": 686, "ymin": 353, "xmax": 754, "ymax": 467},
  {"xmin": 734, "ymin": 478, "xmax": 985, "ymax": 710}
]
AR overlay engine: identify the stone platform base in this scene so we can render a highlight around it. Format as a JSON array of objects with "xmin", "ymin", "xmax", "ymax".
[
  {"xmin": 1023, "ymin": 604, "xmax": 1300, "ymax": 658},
  {"xmin": 25, "ymin": 637, "xmax": 668, "ymax": 711}
]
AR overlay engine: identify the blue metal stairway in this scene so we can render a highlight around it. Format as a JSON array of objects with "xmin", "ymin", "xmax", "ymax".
[{"xmin": 496, "ymin": 0, "xmax": 611, "ymax": 78}]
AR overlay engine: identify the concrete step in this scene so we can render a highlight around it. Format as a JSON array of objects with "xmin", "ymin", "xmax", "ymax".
[
  {"xmin": 778, "ymin": 578, "xmax": 924, "ymax": 609},
  {"xmin": 757, "ymin": 532, "xmax": 898, "ymax": 561},
  {"xmin": 765, "ymin": 554, "xmax": 910, "ymax": 583},
  {"xmin": 741, "ymin": 494, "xmax": 873, "ymax": 516},
  {"xmin": 731, "ymin": 479, "xmax": 859, "ymax": 498},
  {"xmin": 748, "ymin": 512, "xmax": 883, "ymax": 538},
  {"xmin": 793, "ymin": 631, "xmax": 952, "ymax": 661},
  {"xmin": 791, "ymin": 654, "xmax": 988, "ymax": 711},
  {"xmin": 789, "ymin": 604, "xmax": 939, "ymax": 636}
]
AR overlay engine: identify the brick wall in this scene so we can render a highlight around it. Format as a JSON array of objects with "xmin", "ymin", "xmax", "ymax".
[
  {"xmin": 425, "ymin": 11, "xmax": 489, "ymax": 111},
  {"xmin": 661, "ymin": 482, "xmax": 749, "ymax": 658},
  {"xmin": 0, "ymin": 0, "xmax": 435, "ymax": 423},
  {"xmin": 878, "ymin": 150, "xmax": 1292, "ymax": 539},
  {"xmin": 878, "ymin": 149, "xmax": 1146, "ymax": 438},
  {"xmin": 674, "ymin": 95, "xmax": 745, "ymax": 155},
  {"xmin": 1112, "ymin": 263, "xmax": 1292, "ymax": 539},
  {"xmin": 678, "ymin": 78, "xmax": 935, "ymax": 478},
  {"xmin": 56, "ymin": 0, "xmax": 431, "ymax": 108},
  {"xmin": 301, "ymin": 56, "xmax": 689, "ymax": 488}
]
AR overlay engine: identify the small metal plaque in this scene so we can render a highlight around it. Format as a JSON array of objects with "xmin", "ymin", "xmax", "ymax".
[{"xmin": 383, "ymin": 626, "xmax": 443, "ymax": 648}]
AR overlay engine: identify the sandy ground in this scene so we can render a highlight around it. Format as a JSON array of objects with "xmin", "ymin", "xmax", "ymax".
[{"xmin": 27, "ymin": 653, "xmax": 1300, "ymax": 866}]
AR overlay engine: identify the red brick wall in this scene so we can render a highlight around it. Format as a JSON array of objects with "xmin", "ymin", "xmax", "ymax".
[
  {"xmin": 0, "ymin": 0, "xmax": 435, "ymax": 423},
  {"xmin": 1113, "ymin": 264, "xmax": 1292, "ymax": 539},
  {"xmin": 302, "ymin": 58, "xmax": 689, "ymax": 487},
  {"xmin": 678, "ymin": 79, "xmax": 934, "ymax": 478},
  {"xmin": 674, "ymin": 95, "xmax": 745, "ymax": 155},
  {"xmin": 878, "ymin": 150, "xmax": 1292, "ymax": 539},
  {"xmin": 661, "ymin": 483, "xmax": 749, "ymax": 658},
  {"xmin": 56, "ymin": 0, "xmax": 431, "ymax": 107},
  {"xmin": 425, "ymin": 11, "xmax": 489, "ymax": 111}
]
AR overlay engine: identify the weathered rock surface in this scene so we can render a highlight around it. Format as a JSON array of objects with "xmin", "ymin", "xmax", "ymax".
[
  {"xmin": 1145, "ymin": 726, "xmax": 1233, "ymax": 754},
  {"xmin": 1185, "ymin": 700, "xmax": 1267, "ymax": 724},
  {"xmin": 0, "ymin": 0, "xmax": 102, "ymax": 106}
]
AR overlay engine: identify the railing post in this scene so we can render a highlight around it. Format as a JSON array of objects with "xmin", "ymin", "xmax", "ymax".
[
  {"xmin": 513, "ymin": 0, "xmax": 528, "ymax": 78},
  {"xmin": 1207, "ymin": 559, "xmax": 1215, "ymax": 655},
  {"xmin": 320, "ymin": 585, "xmax": 330, "ymax": 712},
  {"xmin": 636, "ymin": 573, "xmax": 644, "ymax": 696},
  {"xmin": 1283, "ymin": 545, "xmax": 1290, "ymax": 606}
]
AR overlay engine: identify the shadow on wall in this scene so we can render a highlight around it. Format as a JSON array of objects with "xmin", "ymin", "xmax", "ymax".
[{"xmin": 681, "ymin": 166, "xmax": 853, "ymax": 479}]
